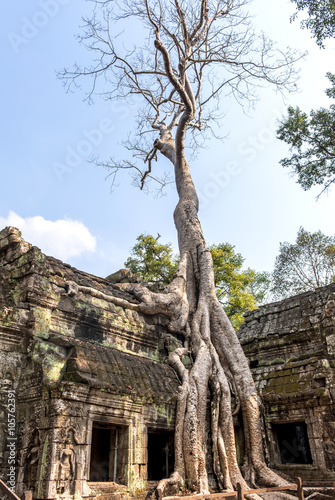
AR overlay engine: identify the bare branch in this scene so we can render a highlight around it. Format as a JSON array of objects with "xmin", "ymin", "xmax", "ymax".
[{"xmin": 59, "ymin": 0, "xmax": 302, "ymax": 192}]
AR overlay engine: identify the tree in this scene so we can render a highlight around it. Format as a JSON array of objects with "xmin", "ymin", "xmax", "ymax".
[
  {"xmin": 271, "ymin": 227, "xmax": 335, "ymax": 299},
  {"xmin": 277, "ymin": 73, "xmax": 335, "ymax": 196},
  {"xmin": 125, "ymin": 233, "xmax": 178, "ymax": 285},
  {"xmin": 60, "ymin": 0, "xmax": 299, "ymax": 495},
  {"xmin": 289, "ymin": 0, "xmax": 335, "ymax": 48},
  {"xmin": 209, "ymin": 243, "xmax": 270, "ymax": 329},
  {"xmin": 245, "ymin": 270, "xmax": 271, "ymax": 304},
  {"xmin": 125, "ymin": 237, "xmax": 271, "ymax": 328},
  {"xmin": 277, "ymin": 1, "xmax": 335, "ymax": 196}
]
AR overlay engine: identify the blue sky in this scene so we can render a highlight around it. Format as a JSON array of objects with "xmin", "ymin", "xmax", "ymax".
[{"xmin": 1, "ymin": 0, "xmax": 335, "ymax": 280}]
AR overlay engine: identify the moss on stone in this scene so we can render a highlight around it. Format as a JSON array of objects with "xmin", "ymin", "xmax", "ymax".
[
  {"xmin": 0, "ymin": 307, "xmax": 15, "ymax": 327},
  {"xmin": 10, "ymin": 283, "xmax": 23, "ymax": 306},
  {"xmin": 182, "ymin": 354, "xmax": 192, "ymax": 366},
  {"xmin": 286, "ymin": 350, "xmax": 323, "ymax": 363},
  {"xmin": 259, "ymin": 358, "xmax": 285, "ymax": 367},
  {"xmin": 37, "ymin": 435, "xmax": 49, "ymax": 498},
  {"xmin": 32, "ymin": 340, "xmax": 68, "ymax": 383},
  {"xmin": 34, "ymin": 308, "xmax": 52, "ymax": 339}
]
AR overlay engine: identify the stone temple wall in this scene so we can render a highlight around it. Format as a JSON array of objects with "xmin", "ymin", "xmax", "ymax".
[
  {"xmin": 0, "ymin": 227, "xmax": 180, "ymax": 499},
  {"xmin": 238, "ymin": 287, "xmax": 335, "ymax": 486},
  {"xmin": 0, "ymin": 225, "xmax": 334, "ymax": 499}
]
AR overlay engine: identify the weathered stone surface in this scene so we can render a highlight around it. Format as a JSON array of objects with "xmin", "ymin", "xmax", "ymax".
[
  {"xmin": 105, "ymin": 269, "xmax": 142, "ymax": 284},
  {"xmin": 0, "ymin": 227, "xmax": 179, "ymax": 500},
  {"xmin": 1, "ymin": 226, "xmax": 334, "ymax": 499},
  {"xmin": 238, "ymin": 286, "xmax": 335, "ymax": 487}
]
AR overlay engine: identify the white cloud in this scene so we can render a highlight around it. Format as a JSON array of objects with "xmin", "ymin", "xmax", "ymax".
[{"xmin": 0, "ymin": 211, "xmax": 96, "ymax": 261}]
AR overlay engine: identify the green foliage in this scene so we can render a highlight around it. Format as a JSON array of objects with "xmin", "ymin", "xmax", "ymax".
[
  {"xmin": 246, "ymin": 270, "xmax": 272, "ymax": 304},
  {"xmin": 125, "ymin": 235, "xmax": 270, "ymax": 329},
  {"xmin": 271, "ymin": 227, "xmax": 335, "ymax": 299},
  {"xmin": 279, "ymin": 0, "xmax": 335, "ymax": 194},
  {"xmin": 277, "ymin": 73, "xmax": 335, "ymax": 195},
  {"xmin": 124, "ymin": 234, "xmax": 178, "ymax": 285},
  {"xmin": 290, "ymin": 0, "xmax": 335, "ymax": 47},
  {"xmin": 210, "ymin": 243, "xmax": 271, "ymax": 329}
]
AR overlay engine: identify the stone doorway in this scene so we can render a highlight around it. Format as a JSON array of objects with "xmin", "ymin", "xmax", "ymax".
[
  {"xmin": 89, "ymin": 423, "xmax": 128, "ymax": 484},
  {"xmin": 147, "ymin": 429, "xmax": 174, "ymax": 480},
  {"xmin": 272, "ymin": 422, "xmax": 313, "ymax": 465}
]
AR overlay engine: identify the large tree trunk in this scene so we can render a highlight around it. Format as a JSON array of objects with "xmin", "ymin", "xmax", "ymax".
[
  {"xmin": 69, "ymin": 125, "xmax": 289, "ymax": 498},
  {"xmin": 69, "ymin": 129, "xmax": 289, "ymax": 497},
  {"xmin": 151, "ymin": 127, "xmax": 289, "ymax": 497},
  {"xmin": 60, "ymin": 0, "xmax": 301, "ymax": 493}
]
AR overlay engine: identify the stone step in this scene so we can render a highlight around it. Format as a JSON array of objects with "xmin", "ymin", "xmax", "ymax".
[
  {"xmin": 85, "ymin": 483, "xmax": 335, "ymax": 500},
  {"xmin": 86, "ymin": 481, "xmax": 128, "ymax": 500}
]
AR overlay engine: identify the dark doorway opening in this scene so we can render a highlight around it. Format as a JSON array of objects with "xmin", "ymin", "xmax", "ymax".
[
  {"xmin": 234, "ymin": 425, "xmax": 245, "ymax": 466},
  {"xmin": 273, "ymin": 422, "xmax": 312, "ymax": 465},
  {"xmin": 90, "ymin": 426, "xmax": 110, "ymax": 481},
  {"xmin": 147, "ymin": 430, "xmax": 174, "ymax": 480},
  {"xmin": 233, "ymin": 410, "xmax": 245, "ymax": 466},
  {"xmin": 89, "ymin": 423, "xmax": 128, "ymax": 483}
]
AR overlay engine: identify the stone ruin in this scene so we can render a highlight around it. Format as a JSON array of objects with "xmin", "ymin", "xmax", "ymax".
[
  {"xmin": 238, "ymin": 287, "xmax": 335, "ymax": 492},
  {"xmin": 0, "ymin": 226, "xmax": 334, "ymax": 499}
]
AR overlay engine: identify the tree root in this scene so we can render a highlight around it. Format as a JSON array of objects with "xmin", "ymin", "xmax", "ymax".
[
  {"xmin": 64, "ymin": 244, "xmax": 292, "ymax": 499},
  {"xmin": 155, "ymin": 471, "xmax": 185, "ymax": 500}
]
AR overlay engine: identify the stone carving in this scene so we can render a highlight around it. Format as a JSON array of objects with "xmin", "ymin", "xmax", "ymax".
[
  {"xmin": 56, "ymin": 429, "xmax": 78, "ymax": 495},
  {"xmin": 323, "ymin": 422, "xmax": 335, "ymax": 470},
  {"xmin": 26, "ymin": 430, "xmax": 40, "ymax": 490}
]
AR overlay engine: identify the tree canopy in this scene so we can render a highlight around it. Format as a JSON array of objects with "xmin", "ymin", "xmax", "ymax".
[
  {"xmin": 125, "ymin": 234, "xmax": 178, "ymax": 285},
  {"xmin": 209, "ymin": 243, "xmax": 270, "ymax": 328},
  {"xmin": 277, "ymin": 73, "xmax": 335, "ymax": 196},
  {"xmin": 271, "ymin": 226, "xmax": 335, "ymax": 299},
  {"xmin": 125, "ymin": 235, "xmax": 270, "ymax": 329},
  {"xmin": 290, "ymin": 0, "xmax": 335, "ymax": 47},
  {"xmin": 277, "ymin": 1, "xmax": 335, "ymax": 195}
]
